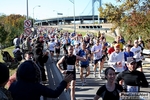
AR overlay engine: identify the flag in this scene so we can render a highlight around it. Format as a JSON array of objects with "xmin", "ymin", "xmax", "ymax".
[
  {"xmin": 69, "ymin": 0, "xmax": 74, "ymax": 4},
  {"xmin": 57, "ymin": 13, "xmax": 63, "ymax": 15}
]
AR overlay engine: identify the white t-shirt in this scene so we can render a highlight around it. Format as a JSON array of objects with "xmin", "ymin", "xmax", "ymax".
[
  {"xmin": 61, "ymin": 38, "xmax": 67, "ymax": 45},
  {"xmin": 48, "ymin": 41, "xmax": 55, "ymax": 51},
  {"xmin": 91, "ymin": 44, "xmax": 102, "ymax": 60},
  {"xmin": 108, "ymin": 51, "xmax": 125, "ymax": 73},
  {"xmin": 73, "ymin": 46, "xmax": 81, "ymax": 55},
  {"xmin": 130, "ymin": 46, "xmax": 142, "ymax": 61}
]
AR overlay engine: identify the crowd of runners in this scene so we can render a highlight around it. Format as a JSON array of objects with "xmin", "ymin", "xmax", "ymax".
[{"xmin": 0, "ymin": 26, "xmax": 149, "ymax": 100}]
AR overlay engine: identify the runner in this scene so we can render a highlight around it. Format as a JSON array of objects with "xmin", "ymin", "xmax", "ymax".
[
  {"xmin": 55, "ymin": 39, "xmax": 61, "ymax": 62},
  {"xmin": 116, "ymin": 57, "xmax": 148, "ymax": 92},
  {"xmin": 77, "ymin": 42, "xmax": 91, "ymax": 86},
  {"xmin": 130, "ymin": 40, "xmax": 143, "ymax": 72},
  {"xmin": 91, "ymin": 39, "xmax": 104, "ymax": 78},
  {"xmin": 94, "ymin": 67, "xmax": 123, "ymax": 100},
  {"xmin": 108, "ymin": 43, "xmax": 125, "ymax": 74},
  {"xmin": 57, "ymin": 45, "xmax": 87, "ymax": 100},
  {"xmin": 123, "ymin": 44, "xmax": 134, "ymax": 70},
  {"xmin": 48, "ymin": 39, "xmax": 55, "ymax": 58},
  {"xmin": 73, "ymin": 41, "xmax": 81, "ymax": 72}
]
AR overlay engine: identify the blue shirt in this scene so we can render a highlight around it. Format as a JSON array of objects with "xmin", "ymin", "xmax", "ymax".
[
  {"xmin": 124, "ymin": 51, "xmax": 134, "ymax": 61},
  {"xmin": 78, "ymin": 49, "xmax": 89, "ymax": 65}
]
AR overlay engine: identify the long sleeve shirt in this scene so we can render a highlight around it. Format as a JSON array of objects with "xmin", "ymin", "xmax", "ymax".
[
  {"xmin": 108, "ymin": 51, "xmax": 125, "ymax": 73},
  {"xmin": 116, "ymin": 70, "xmax": 148, "ymax": 92}
]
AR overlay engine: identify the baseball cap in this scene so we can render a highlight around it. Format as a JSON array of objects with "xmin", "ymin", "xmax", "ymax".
[
  {"xmin": 126, "ymin": 57, "xmax": 136, "ymax": 64},
  {"xmin": 114, "ymin": 43, "xmax": 120, "ymax": 48}
]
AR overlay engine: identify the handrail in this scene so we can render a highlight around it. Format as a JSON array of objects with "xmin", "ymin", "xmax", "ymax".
[{"xmin": 44, "ymin": 54, "xmax": 71, "ymax": 100}]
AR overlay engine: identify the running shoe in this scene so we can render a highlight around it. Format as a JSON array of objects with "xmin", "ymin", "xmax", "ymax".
[
  {"xmin": 98, "ymin": 74, "xmax": 102, "ymax": 79},
  {"xmin": 93, "ymin": 73, "xmax": 96, "ymax": 78}
]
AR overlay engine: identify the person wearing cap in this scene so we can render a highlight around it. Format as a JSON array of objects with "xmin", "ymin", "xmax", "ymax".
[
  {"xmin": 0, "ymin": 62, "xmax": 13, "ymax": 100},
  {"xmin": 108, "ymin": 43, "xmax": 125, "ymax": 74},
  {"xmin": 130, "ymin": 39, "xmax": 143, "ymax": 72},
  {"xmin": 123, "ymin": 44, "xmax": 134, "ymax": 70},
  {"xmin": 8, "ymin": 60, "xmax": 73, "ymax": 100},
  {"xmin": 116, "ymin": 57, "xmax": 148, "ymax": 92}
]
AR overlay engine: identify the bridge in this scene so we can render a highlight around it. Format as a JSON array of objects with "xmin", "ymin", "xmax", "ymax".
[
  {"xmin": 34, "ymin": 0, "xmax": 105, "ymax": 26},
  {"xmin": 35, "ymin": 15, "xmax": 107, "ymax": 26}
]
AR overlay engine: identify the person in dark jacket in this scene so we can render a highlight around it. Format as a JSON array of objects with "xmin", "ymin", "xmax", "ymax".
[
  {"xmin": 33, "ymin": 47, "xmax": 49, "ymax": 82},
  {"xmin": 0, "ymin": 62, "xmax": 13, "ymax": 100},
  {"xmin": 8, "ymin": 60, "xmax": 73, "ymax": 100}
]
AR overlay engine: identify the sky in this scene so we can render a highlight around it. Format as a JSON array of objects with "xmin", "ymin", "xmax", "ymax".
[{"xmin": 0, "ymin": 0, "xmax": 119, "ymax": 20}]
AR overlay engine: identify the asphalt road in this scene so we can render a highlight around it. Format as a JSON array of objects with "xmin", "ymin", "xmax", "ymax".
[{"xmin": 51, "ymin": 54, "xmax": 150, "ymax": 100}]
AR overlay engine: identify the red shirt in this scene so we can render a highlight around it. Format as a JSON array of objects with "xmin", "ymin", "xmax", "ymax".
[{"xmin": 107, "ymin": 47, "xmax": 115, "ymax": 55}]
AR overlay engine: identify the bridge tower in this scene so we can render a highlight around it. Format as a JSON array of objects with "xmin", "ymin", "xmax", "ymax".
[{"xmin": 92, "ymin": 0, "xmax": 102, "ymax": 24}]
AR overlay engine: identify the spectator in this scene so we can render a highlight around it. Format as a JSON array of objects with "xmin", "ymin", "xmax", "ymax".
[
  {"xmin": 8, "ymin": 60, "xmax": 73, "ymax": 100},
  {"xmin": 6, "ymin": 51, "xmax": 34, "ymax": 88},
  {"xmin": 34, "ymin": 47, "xmax": 49, "ymax": 83},
  {"xmin": 13, "ymin": 35, "xmax": 20, "ymax": 47},
  {"xmin": 13, "ymin": 46, "xmax": 23, "ymax": 62},
  {"xmin": 0, "ymin": 62, "xmax": 13, "ymax": 100}
]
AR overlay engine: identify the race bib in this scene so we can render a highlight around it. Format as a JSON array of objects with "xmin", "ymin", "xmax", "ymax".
[
  {"xmin": 67, "ymin": 65, "xmax": 74, "ymax": 71},
  {"xmin": 127, "ymin": 85, "xmax": 139, "ymax": 92}
]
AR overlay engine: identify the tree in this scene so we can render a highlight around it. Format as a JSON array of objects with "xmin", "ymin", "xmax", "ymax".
[
  {"xmin": 99, "ymin": 0, "xmax": 150, "ymax": 48},
  {"xmin": 0, "ymin": 14, "xmax": 26, "ymax": 46}
]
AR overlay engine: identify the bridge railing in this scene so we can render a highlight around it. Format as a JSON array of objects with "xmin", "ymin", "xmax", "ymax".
[{"xmin": 44, "ymin": 54, "xmax": 71, "ymax": 100}]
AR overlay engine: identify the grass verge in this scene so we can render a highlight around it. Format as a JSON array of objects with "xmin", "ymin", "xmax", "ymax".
[{"xmin": 0, "ymin": 46, "xmax": 16, "ymax": 76}]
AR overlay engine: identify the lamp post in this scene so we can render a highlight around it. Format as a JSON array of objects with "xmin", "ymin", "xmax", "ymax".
[
  {"xmin": 53, "ymin": 10, "xmax": 63, "ymax": 26},
  {"xmin": 26, "ymin": 0, "xmax": 28, "ymax": 20},
  {"xmin": 69, "ymin": 0, "xmax": 76, "ymax": 33},
  {"xmin": 53, "ymin": 10, "xmax": 59, "ymax": 25},
  {"xmin": 33, "ymin": 5, "xmax": 41, "ymax": 26}
]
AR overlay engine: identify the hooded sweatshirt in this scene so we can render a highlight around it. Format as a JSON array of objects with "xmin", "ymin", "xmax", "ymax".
[{"xmin": 8, "ymin": 60, "xmax": 67, "ymax": 100}]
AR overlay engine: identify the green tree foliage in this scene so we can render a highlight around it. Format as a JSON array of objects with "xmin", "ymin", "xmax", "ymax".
[
  {"xmin": 0, "ymin": 14, "xmax": 26, "ymax": 46},
  {"xmin": 99, "ymin": 0, "xmax": 150, "ymax": 47}
]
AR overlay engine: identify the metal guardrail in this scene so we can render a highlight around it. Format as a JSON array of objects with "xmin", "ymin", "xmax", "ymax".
[{"xmin": 44, "ymin": 54, "xmax": 71, "ymax": 100}]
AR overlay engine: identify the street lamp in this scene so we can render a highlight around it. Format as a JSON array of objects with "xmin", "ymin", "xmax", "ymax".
[
  {"xmin": 53, "ymin": 10, "xmax": 63, "ymax": 25},
  {"xmin": 53, "ymin": 10, "xmax": 59, "ymax": 25},
  {"xmin": 69, "ymin": 0, "xmax": 76, "ymax": 33},
  {"xmin": 26, "ymin": 0, "xmax": 29, "ymax": 20},
  {"xmin": 33, "ymin": 5, "xmax": 41, "ymax": 26}
]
